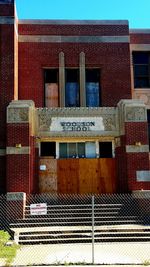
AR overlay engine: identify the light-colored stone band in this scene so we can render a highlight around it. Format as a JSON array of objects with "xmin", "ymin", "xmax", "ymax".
[
  {"xmin": 136, "ymin": 171, "xmax": 150, "ymax": 182},
  {"xmin": 6, "ymin": 147, "xmax": 30, "ymax": 155},
  {"xmin": 19, "ymin": 35, "xmax": 129, "ymax": 43},
  {"xmin": 0, "ymin": 16, "xmax": 14, "ymax": 24},
  {"xmin": 18, "ymin": 19, "xmax": 128, "ymax": 25},
  {"xmin": 130, "ymin": 44, "xmax": 150, "ymax": 51},
  {"xmin": 130, "ymin": 29, "xmax": 150, "ymax": 34},
  {"xmin": 126, "ymin": 145, "xmax": 149, "ymax": 153}
]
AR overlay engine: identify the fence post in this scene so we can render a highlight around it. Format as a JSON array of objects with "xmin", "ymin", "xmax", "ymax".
[{"xmin": 92, "ymin": 195, "xmax": 95, "ymax": 264}]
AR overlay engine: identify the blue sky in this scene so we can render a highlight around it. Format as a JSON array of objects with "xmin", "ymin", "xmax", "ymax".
[{"xmin": 15, "ymin": 0, "xmax": 150, "ymax": 29}]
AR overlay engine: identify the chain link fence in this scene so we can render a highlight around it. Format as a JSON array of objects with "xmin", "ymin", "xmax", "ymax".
[{"xmin": 0, "ymin": 192, "xmax": 150, "ymax": 265}]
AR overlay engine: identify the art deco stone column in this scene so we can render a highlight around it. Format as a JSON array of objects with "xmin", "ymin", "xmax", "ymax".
[
  {"xmin": 117, "ymin": 99, "xmax": 150, "ymax": 192},
  {"xmin": 59, "ymin": 52, "xmax": 65, "ymax": 107},
  {"xmin": 6, "ymin": 100, "xmax": 36, "ymax": 193},
  {"xmin": 79, "ymin": 52, "xmax": 86, "ymax": 106}
]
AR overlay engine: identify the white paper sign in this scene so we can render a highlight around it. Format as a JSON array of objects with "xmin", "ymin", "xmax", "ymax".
[
  {"xmin": 40, "ymin": 165, "xmax": 46, "ymax": 171},
  {"xmin": 30, "ymin": 203, "xmax": 47, "ymax": 215}
]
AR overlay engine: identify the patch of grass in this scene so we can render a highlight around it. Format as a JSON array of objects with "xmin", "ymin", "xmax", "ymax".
[
  {"xmin": 143, "ymin": 260, "xmax": 150, "ymax": 266},
  {"xmin": 0, "ymin": 230, "xmax": 20, "ymax": 266}
]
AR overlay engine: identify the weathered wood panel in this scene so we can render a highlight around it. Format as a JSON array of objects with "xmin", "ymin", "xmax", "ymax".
[
  {"xmin": 57, "ymin": 159, "xmax": 79, "ymax": 194},
  {"xmin": 45, "ymin": 83, "xmax": 58, "ymax": 107},
  {"xmin": 39, "ymin": 157, "xmax": 57, "ymax": 193},
  {"xmin": 79, "ymin": 159, "xmax": 100, "ymax": 194},
  {"xmin": 39, "ymin": 158, "xmax": 116, "ymax": 194},
  {"xmin": 99, "ymin": 158, "xmax": 116, "ymax": 194}
]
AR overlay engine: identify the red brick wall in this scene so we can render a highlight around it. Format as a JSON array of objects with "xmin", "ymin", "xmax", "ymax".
[
  {"xmin": 124, "ymin": 121, "xmax": 150, "ymax": 191},
  {"xmin": 7, "ymin": 124, "xmax": 30, "ymax": 146},
  {"xmin": 6, "ymin": 154, "xmax": 30, "ymax": 193},
  {"xmin": 30, "ymin": 137, "xmax": 39, "ymax": 193},
  {"xmin": 130, "ymin": 33, "xmax": 150, "ymax": 44},
  {"xmin": 6, "ymin": 123, "xmax": 38, "ymax": 194},
  {"xmin": 18, "ymin": 42, "xmax": 131, "ymax": 107},
  {"xmin": 0, "ymin": 4, "xmax": 14, "ymax": 16},
  {"xmin": 18, "ymin": 24, "xmax": 129, "ymax": 36},
  {"xmin": 125, "ymin": 122, "xmax": 149, "ymax": 145},
  {"xmin": 127, "ymin": 153, "xmax": 150, "ymax": 191},
  {"xmin": 0, "ymin": 157, "xmax": 6, "ymax": 194},
  {"xmin": 0, "ymin": 3, "xmax": 14, "ymax": 193},
  {"xmin": 115, "ymin": 136, "xmax": 128, "ymax": 193}
]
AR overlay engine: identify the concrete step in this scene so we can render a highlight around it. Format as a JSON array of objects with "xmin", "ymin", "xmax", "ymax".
[{"xmin": 18, "ymin": 233, "xmax": 150, "ymax": 245}]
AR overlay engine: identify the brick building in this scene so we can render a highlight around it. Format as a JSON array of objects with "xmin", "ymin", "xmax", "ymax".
[{"xmin": 1, "ymin": 0, "xmax": 150, "ymax": 194}]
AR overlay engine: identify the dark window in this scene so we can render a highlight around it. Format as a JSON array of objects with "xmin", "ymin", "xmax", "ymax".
[
  {"xmin": 147, "ymin": 110, "xmax": 150, "ymax": 150},
  {"xmin": 44, "ymin": 69, "xmax": 59, "ymax": 107},
  {"xmin": 41, "ymin": 142, "xmax": 56, "ymax": 157},
  {"xmin": 99, "ymin": 142, "xmax": 112, "ymax": 158},
  {"xmin": 86, "ymin": 69, "xmax": 101, "ymax": 107},
  {"xmin": 133, "ymin": 52, "xmax": 150, "ymax": 88},
  {"xmin": 65, "ymin": 69, "xmax": 80, "ymax": 107}
]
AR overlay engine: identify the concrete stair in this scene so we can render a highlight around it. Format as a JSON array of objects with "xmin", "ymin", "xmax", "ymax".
[{"xmin": 9, "ymin": 197, "xmax": 150, "ymax": 244}]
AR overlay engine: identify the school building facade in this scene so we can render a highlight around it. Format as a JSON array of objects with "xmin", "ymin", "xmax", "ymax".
[{"xmin": 1, "ymin": 0, "xmax": 150, "ymax": 194}]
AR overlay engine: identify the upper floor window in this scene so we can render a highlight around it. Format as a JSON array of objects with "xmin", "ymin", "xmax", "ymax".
[
  {"xmin": 86, "ymin": 69, "xmax": 101, "ymax": 107},
  {"xmin": 44, "ymin": 69, "xmax": 59, "ymax": 107},
  {"xmin": 65, "ymin": 69, "xmax": 80, "ymax": 107},
  {"xmin": 133, "ymin": 52, "xmax": 150, "ymax": 88}
]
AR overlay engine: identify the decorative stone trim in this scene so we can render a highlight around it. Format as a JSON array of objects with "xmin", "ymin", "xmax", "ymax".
[
  {"xmin": 7, "ymin": 100, "xmax": 35, "ymax": 127},
  {"xmin": 79, "ymin": 52, "xmax": 86, "ymax": 106},
  {"xmin": 18, "ymin": 20, "xmax": 128, "ymax": 25},
  {"xmin": 117, "ymin": 99, "xmax": 147, "ymax": 135},
  {"xmin": 126, "ymin": 145, "xmax": 149, "ymax": 153},
  {"xmin": 133, "ymin": 90, "xmax": 150, "ymax": 108},
  {"xmin": 19, "ymin": 35, "xmax": 129, "ymax": 43},
  {"xmin": 7, "ymin": 192, "xmax": 26, "ymax": 201},
  {"xmin": 6, "ymin": 147, "xmax": 30, "ymax": 155},
  {"xmin": 7, "ymin": 107, "xmax": 29, "ymax": 123},
  {"xmin": 38, "ymin": 130, "xmax": 118, "ymax": 138},
  {"xmin": 130, "ymin": 44, "xmax": 150, "ymax": 51},
  {"xmin": 0, "ymin": 17, "xmax": 14, "ymax": 24},
  {"xmin": 37, "ymin": 107, "xmax": 118, "ymax": 135},
  {"xmin": 125, "ymin": 106, "xmax": 146, "ymax": 122},
  {"xmin": 59, "ymin": 52, "xmax": 65, "ymax": 107}
]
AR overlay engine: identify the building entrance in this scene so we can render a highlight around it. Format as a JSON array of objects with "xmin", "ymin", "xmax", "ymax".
[{"xmin": 39, "ymin": 157, "xmax": 116, "ymax": 194}]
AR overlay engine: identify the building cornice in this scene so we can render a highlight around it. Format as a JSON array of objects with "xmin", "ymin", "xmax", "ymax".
[{"xmin": 18, "ymin": 19, "xmax": 129, "ymax": 25}]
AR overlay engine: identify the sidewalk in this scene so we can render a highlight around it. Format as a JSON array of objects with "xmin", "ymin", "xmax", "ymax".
[{"xmin": 11, "ymin": 242, "xmax": 150, "ymax": 266}]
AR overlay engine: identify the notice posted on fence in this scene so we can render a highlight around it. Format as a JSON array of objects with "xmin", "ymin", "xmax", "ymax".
[{"xmin": 30, "ymin": 203, "xmax": 47, "ymax": 215}]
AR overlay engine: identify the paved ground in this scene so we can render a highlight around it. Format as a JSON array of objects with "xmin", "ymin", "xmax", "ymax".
[{"xmin": 9, "ymin": 242, "xmax": 150, "ymax": 266}]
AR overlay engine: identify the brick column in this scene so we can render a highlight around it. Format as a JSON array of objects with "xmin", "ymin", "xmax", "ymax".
[
  {"xmin": 0, "ymin": 1, "xmax": 15, "ymax": 193},
  {"xmin": 117, "ymin": 100, "xmax": 150, "ymax": 192},
  {"xmin": 6, "ymin": 100, "xmax": 36, "ymax": 193}
]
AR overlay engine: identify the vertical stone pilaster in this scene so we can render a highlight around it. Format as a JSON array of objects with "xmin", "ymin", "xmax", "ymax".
[
  {"xmin": 59, "ymin": 52, "xmax": 65, "ymax": 107},
  {"xmin": 79, "ymin": 52, "xmax": 86, "ymax": 106}
]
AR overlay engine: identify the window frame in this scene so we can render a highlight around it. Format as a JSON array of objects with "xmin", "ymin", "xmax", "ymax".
[{"xmin": 133, "ymin": 52, "xmax": 150, "ymax": 89}]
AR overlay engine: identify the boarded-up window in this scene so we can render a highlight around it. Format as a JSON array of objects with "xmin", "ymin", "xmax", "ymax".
[
  {"xmin": 44, "ymin": 69, "xmax": 59, "ymax": 107},
  {"xmin": 65, "ymin": 69, "xmax": 80, "ymax": 107},
  {"xmin": 86, "ymin": 69, "xmax": 101, "ymax": 107}
]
